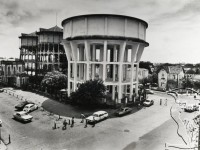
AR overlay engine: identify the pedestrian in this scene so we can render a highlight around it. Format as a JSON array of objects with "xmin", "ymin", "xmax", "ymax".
[
  {"xmin": 71, "ymin": 117, "xmax": 75, "ymax": 127},
  {"xmin": 52, "ymin": 121, "xmax": 57, "ymax": 130},
  {"xmin": 165, "ymin": 99, "xmax": 168, "ymax": 106},
  {"xmin": 84, "ymin": 119, "xmax": 88, "ymax": 128},
  {"xmin": 80, "ymin": 114, "xmax": 85, "ymax": 123},
  {"xmin": 137, "ymin": 103, "xmax": 141, "ymax": 110},
  {"xmin": 62, "ymin": 119, "xmax": 67, "ymax": 130},
  {"xmin": 92, "ymin": 116, "xmax": 95, "ymax": 127},
  {"xmin": 160, "ymin": 99, "xmax": 162, "ymax": 106}
]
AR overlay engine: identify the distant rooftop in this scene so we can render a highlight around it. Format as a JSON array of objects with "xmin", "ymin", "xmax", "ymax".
[
  {"xmin": 19, "ymin": 32, "xmax": 37, "ymax": 38},
  {"xmin": 39, "ymin": 25, "xmax": 63, "ymax": 32}
]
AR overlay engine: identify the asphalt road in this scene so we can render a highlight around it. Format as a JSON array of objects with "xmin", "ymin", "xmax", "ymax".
[{"xmin": 0, "ymin": 91, "xmax": 186, "ymax": 150}]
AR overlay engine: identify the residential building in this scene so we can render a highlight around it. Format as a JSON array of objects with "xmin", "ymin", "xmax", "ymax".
[
  {"xmin": 158, "ymin": 66, "xmax": 184, "ymax": 90},
  {"xmin": 0, "ymin": 59, "xmax": 27, "ymax": 86}
]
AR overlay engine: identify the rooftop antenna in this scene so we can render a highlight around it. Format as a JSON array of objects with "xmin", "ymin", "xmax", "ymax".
[{"xmin": 56, "ymin": 12, "xmax": 57, "ymax": 26}]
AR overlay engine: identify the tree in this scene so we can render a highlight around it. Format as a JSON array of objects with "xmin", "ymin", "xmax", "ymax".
[
  {"xmin": 41, "ymin": 71, "xmax": 67, "ymax": 94},
  {"xmin": 70, "ymin": 79, "xmax": 106, "ymax": 107},
  {"xmin": 181, "ymin": 78, "xmax": 194, "ymax": 89},
  {"xmin": 139, "ymin": 61, "xmax": 154, "ymax": 74},
  {"xmin": 194, "ymin": 81, "xmax": 200, "ymax": 90},
  {"xmin": 196, "ymin": 68, "xmax": 200, "ymax": 74},
  {"xmin": 186, "ymin": 69, "xmax": 195, "ymax": 74},
  {"xmin": 167, "ymin": 79, "xmax": 177, "ymax": 89}
]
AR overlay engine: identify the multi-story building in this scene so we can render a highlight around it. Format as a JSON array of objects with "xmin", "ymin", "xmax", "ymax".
[
  {"xmin": 19, "ymin": 32, "xmax": 37, "ymax": 76},
  {"xmin": 0, "ymin": 59, "xmax": 28, "ymax": 86},
  {"xmin": 62, "ymin": 14, "xmax": 149, "ymax": 103},
  {"xmin": 19, "ymin": 26, "xmax": 68, "ymax": 77},
  {"xmin": 36, "ymin": 26, "xmax": 67, "ymax": 76}
]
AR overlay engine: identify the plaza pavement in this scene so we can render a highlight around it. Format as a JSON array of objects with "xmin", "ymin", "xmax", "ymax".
[{"xmin": 1, "ymin": 88, "xmax": 194, "ymax": 150}]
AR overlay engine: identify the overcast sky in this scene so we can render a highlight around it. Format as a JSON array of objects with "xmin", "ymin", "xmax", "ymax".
[{"xmin": 0, "ymin": 0, "xmax": 199, "ymax": 64}]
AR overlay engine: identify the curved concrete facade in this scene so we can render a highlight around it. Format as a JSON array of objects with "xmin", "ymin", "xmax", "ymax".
[{"xmin": 62, "ymin": 14, "xmax": 149, "ymax": 103}]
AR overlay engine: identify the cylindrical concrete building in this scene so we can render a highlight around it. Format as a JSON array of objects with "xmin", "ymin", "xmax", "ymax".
[{"xmin": 62, "ymin": 14, "xmax": 149, "ymax": 103}]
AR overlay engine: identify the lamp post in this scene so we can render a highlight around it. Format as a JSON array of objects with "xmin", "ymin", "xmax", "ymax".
[{"xmin": 0, "ymin": 119, "xmax": 2, "ymax": 144}]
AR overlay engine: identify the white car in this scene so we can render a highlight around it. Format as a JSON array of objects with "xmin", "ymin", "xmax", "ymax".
[
  {"xmin": 23, "ymin": 103, "xmax": 38, "ymax": 113},
  {"xmin": 86, "ymin": 111, "xmax": 108, "ymax": 123},
  {"xmin": 13, "ymin": 111, "xmax": 33, "ymax": 122},
  {"xmin": 145, "ymin": 89, "xmax": 154, "ymax": 94}
]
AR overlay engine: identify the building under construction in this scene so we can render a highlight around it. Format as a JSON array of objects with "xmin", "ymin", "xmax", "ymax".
[{"xmin": 19, "ymin": 26, "xmax": 67, "ymax": 77}]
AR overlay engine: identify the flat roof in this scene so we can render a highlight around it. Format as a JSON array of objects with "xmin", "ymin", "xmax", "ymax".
[{"xmin": 61, "ymin": 14, "xmax": 148, "ymax": 28}]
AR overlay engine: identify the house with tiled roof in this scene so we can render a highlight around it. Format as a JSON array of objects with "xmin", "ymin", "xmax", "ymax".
[{"xmin": 158, "ymin": 65, "xmax": 184, "ymax": 90}]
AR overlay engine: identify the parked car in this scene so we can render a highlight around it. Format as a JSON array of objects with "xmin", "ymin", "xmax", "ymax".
[
  {"xmin": 86, "ymin": 111, "xmax": 108, "ymax": 124},
  {"xmin": 184, "ymin": 104, "xmax": 199, "ymax": 112},
  {"xmin": 145, "ymin": 89, "xmax": 154, "ymax": 94},
  {"xmin": 0, "ymin": 89, "xmax": 4, "ymax": 92},
  {"xmin": 23, "ymin": 104, "xmax": 38, "ymax": 113},
  {"xmin": 143, "ymin": 99, "xmax": 154, "ymax": 107},
  {"xmin": 115, "ymin": 107, "xmax": 132, "ymax": 116},
  {"xmin": 15, "ymin": 101, "xmax": 33, "ymax": 110},
  {"xmin": 13, "ymin": 111, "xmax": 33, "ymax": 122}
]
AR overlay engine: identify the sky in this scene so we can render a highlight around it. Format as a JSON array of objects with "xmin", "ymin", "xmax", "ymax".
[{"xmin": 0, "ymin": 0, "xmax": 200, "ymax": 64}]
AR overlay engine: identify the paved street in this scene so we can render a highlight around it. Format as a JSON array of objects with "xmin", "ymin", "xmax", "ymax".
[{"xmin": 0, "ymin": 91, "xmax": 187, "ymax": 150}]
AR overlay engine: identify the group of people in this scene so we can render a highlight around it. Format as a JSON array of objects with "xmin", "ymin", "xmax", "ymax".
[
  {"xmin": 61, "ymin": 114, "xmax": 95, "ymax": 130},
  {"xmin": 62, "ymin": 117, "xmax": 75, "ymax": 130}
]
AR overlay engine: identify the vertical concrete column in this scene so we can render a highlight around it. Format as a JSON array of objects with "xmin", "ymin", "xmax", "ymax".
[
  {"xmin": 62, "ymin": 40, "xmax": 72, "ymax": 96},
  {"xmin": 113, "ymin": 45, "xmax": 117, "ymax": 82},
  {"xmin": 70, "ymin": 41, "xmax": 78, "ymax": 92},
  {"xmin": 118, "ymin": 41, "xmax": 126, "ymax": 101},
  {"xmin": 130, "ymin": 44, "xmax": 140, "ymax": 99},
  {"xmin": 117, "ymin": 85, "xmax": 121, "ymax": 103},
  {"xmin": 102, "ymin": 41, "xmax": 107, "ymax": 81},
  {"xmin": 136, "ymin": 45, "xmax": 144, "ymax": 62},
  {"xmin": 92, "ymin": 44, "xmax": 96, "ymax": 80},
  {"xmin": 112, "ymin": 85, "xmax": 115, "ymax": 100},
  {"xmin": 135, "ymin": 63, "xmax": 139, "ymax": 96},
  {"xmin": 68, "ymin": 62, "xmax": 71, "ymax": 96},
  {"xmin": 84, "ymin": 40, "xmax": 90, "ymax": 80}
]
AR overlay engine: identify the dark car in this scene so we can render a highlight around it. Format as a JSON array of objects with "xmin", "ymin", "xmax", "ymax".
[
  {"xmin": 143, "ymin": 99, "xmax": 154, "ymax": 107},
  {"xmin": 115, "ymin": 107, "xmax": 132, "ymax": 116},
  {"xmin": 15, "ymin": 101, "xmax": 33, "ymax": 110},
  {"xmin": 0, "ymin": 89, "xmax": 4, "ymax": 93}
]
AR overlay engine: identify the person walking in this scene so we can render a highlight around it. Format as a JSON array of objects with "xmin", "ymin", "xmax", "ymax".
[
  {"xmin": 62, "ymin": 119, "xmax": 67, "ymax": 130},
  {"xmin": 71, "ymin": 117, "xmax": 75, "ymax": 127},
  {"xmin": 80, "ymin": 114, "xmax": 85, "ymax": 123},
  {"xmin": 160, "ymin": 99, "xmax": 162, "ymax": 106},
  {"xmin": 92, "ymin": 116, "xmax": 96, "ymax": 127}
]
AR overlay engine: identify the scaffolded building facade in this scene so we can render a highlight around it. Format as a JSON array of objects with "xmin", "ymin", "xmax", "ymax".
[{"xmin": 19, "ymin": 26, "xmax": 67, "ymax": 76}]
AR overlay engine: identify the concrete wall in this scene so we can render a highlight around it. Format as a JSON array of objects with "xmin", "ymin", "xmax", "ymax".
[
  {"xmin": 38, "ymin": 34, "xmax": 62, "ymax": 43},
  {"xmin": 63, "ymin": 15, "xmax": 147, "ymax": 41}
]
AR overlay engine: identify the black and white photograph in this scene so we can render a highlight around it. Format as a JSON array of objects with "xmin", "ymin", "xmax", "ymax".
[{"xmin": 0, "ymin": 0, "xmax": 200, "ymax": 150}]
